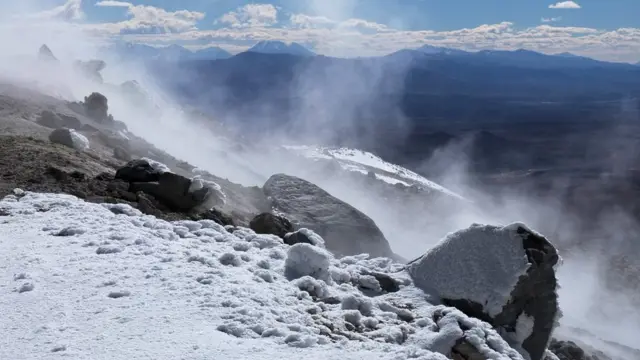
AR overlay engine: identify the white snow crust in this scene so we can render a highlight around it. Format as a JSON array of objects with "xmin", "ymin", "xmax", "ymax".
[
  {"xmin": 407, "ymin": 223, "xmax": 532, "ymax": 317},
  {"xmin": 69, "ymin": 129, "xmax": 89, "ymax": 151},
  {"xmin": 282, "ymin": 145, "xmax": 463, "ymax": 199},
  {"xmin": 0, "ymin": 192, "xmax": 523, "ymax": 360}
]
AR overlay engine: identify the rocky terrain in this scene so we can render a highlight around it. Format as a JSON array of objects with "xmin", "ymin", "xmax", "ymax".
[{"xmin": 0, "ymin": 46, "xmax": 638, "ymax": 360}]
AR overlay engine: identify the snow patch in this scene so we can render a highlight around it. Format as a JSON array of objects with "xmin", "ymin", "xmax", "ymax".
[{"xmin": 407, "ymin": 223, "xmax": 531, "ymax": 317}]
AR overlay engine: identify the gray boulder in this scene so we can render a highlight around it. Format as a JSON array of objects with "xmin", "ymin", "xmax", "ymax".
[
  {"xmin": 49, "ymin": 128, "xmax": 89, "ymax": 151},
  {"xmin": 249, "ymin": 212, "xmax": 293, "ymax": 238},
  {"xmin": 36, "ymin": 110, "xmax": 81, "ymax": 130},
  {"xmin": 407, "ymin": 223, "xmax": 560, "ymax": 360},
  {"xmin": 263, "ymin": 174, "xmax": 395, "ymax": 259}
]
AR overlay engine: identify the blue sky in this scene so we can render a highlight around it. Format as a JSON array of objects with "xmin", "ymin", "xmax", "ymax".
[
  {"xmin": 10, "ymin": 0, "xmax": 640, "ymax": 62},
  {"xmin": 82, "ymin": 0, "xmax": 640, "ymax": 31}
]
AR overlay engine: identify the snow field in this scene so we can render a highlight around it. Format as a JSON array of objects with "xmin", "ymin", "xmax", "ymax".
[{"xmin": 0, "ymin": 191, "xmax": 522, "ymax": 360}]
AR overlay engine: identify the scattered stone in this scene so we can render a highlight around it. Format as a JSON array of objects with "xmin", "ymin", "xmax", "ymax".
[
  {"xmin": 17, "ymin": 283, "xmax": 35, "ymax": 293},
  {"xmin": 96, "ymin": 246, "xmax": 122, "ymax": 255},
  {"xmin": 51, "ymin": 345, "xmax": 67, "ymax": 353},
  {"xmin": 108, "ymin": 290, "xmax": 131, "ymax": 299},
  {"xmin": 249, "ymin": 212, "xmax": 293, "ymax": 239}
]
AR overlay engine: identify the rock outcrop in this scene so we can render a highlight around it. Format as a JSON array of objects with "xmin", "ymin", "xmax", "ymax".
[
  {"xmin": 407, "ymin": 223, "xmax": 560, "ymax": 360},
  {"xmin": 83, "ymin": 92, "xmax": 112, "ymax": 123},
  {"xmin": 263, "ymin": 174, "xmax": 396, "ymax": 259}
]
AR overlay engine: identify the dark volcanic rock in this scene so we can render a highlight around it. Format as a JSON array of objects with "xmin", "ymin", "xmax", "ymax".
[
  {"xmin": 548, "ymin": 339, "xmax": 610, "ymax": 360},
  {"xmin": 263, "ymin": 174, "xmax": 394, "ymax": 258},
  {"xmin": 190, "ymin": 208, "xmax": 235, "ymax": 226},
  {"xmin": 115, "ymin": 159, "xmax": 162, "ymax": 183},
  {"xmin": 83, "ymin": 92, "xmax": 110, "ymax": 122},
  {"xmin": 407, "ymin": 223, "xmax": 560, "ymax": 360},
  {"xmin": 283, "ymin": 230, "xmax": 314, "ymax": 246},
  {"xmin": 130, "ymin": 172, "xmax": 208, "ymax": 212},
  {"xmin": 36, "ymin": 111, "xmax": 81, "ymax": 130},
  {"xmin": 249, "ymin": 212, "xmax": 293, "ymax": 238}
]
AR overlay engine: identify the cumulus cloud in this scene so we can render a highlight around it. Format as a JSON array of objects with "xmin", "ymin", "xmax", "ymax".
[
  {"xmin": 549, "ymin": 1, "xmax": 581, "ymax": 9},
  {"xmin": 217, "ymin": 4, "xmax": 278, "ymax": 28},
  {"xmin": 24, "ymin": 0, "xmax": 85, "ymax": 21},
  {"xmin": 8, "ymin": 1, "xmax": 640, "ymax": 63},
  {"xmin": 94, "ymin": 0, "xmax": 205, "ymax": 34},
  {"xmin": 541, "ymin": 17, "xmax": 562, "ymax": 23}
]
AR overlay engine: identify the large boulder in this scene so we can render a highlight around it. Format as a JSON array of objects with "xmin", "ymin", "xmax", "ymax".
[
  {"xmin": 49, "ymin": 128, "xmax": 90, "ymax": 151},
  {"xmin": 407, "ymin": 223, "xmax": 560, "ymax": 360},
  {"xmin": 115, "ymin": 159, "xmax": 163, "ymax": 183},
  {"xmin": 263, "ymin": 174, "xmax": 395, "ymax": 259}
]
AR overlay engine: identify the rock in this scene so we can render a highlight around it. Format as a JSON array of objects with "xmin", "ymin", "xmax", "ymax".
[
  {"xmin": 263, "ymin": 174, "xmax": 395, "ymax": 258},
  {"xmin": 359, "ymin": 270, "xmax": 401, "ymax": 293},
  {"xmin": 547, "ymin": 339, "xmax": 611, "ymax": 360},
  {"xmin": 249, "ymin": 212, "xmax": 293, "ymax": 238},
  {"xmin": 190, "ymin": 208, "xmax": 235, "ymax": 226},
  {"xmin": 115, "ymin": 159, "xmax": 162, "ymax": 183},
  {"xmin": 407, "ymin": 223, "xmax": 560, "ymax": 360},
  {"xmin": 130, "ymin": 172, "xmax": 208, "ymax": 212},
  {"xmin": 36, "ymin": 111, "xmax": 81, "ymax": 130},
  {"xmin": 83, "ymin": 92, "xmax": 110, "ymax": 122},
  {"xmin": 284, "ymin": 230, "xmax": 314, "ymax": 246},
  {"xmin": 38, "ymin": 44, "xmax": 58, "ymax": 63},
  {"xmin": 49, "ymin": 128, "xmax": 90, "ymax": 151}
]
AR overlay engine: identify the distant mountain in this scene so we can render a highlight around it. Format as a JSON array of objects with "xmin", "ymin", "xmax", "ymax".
[
  {"xmin": 416, "ymin": 44, "xmax": 469, "ymax": 56},
  {"xmin": 101, "ymin": 42, "xmax": 232, "ymax": 62},
  {"xmin": 246, "ymin": 41, "xmax": 315, "ymax": 57}
]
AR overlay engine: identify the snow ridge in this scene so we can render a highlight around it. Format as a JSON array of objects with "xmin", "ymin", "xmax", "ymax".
[
  {"xmin": 283, "ymin": 145, "xmax": 464, "ymax": 199},
  {"xmin": 0, "ymin": 191, "xmax": 520, "ymax": 360}
]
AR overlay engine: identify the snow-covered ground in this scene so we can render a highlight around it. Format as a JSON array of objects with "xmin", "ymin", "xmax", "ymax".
[
  {"xmin": 0, "ymin": 191, "xmax": 522, "ymax": 360},
  {"xmin": 282, "ymin": 145, "xmax": 464, "ymax": 199}
]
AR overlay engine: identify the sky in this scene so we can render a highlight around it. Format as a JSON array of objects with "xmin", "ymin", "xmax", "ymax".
[{"xmin": 3, "ymin": 0, "xmax": 640, "ymax": 62}]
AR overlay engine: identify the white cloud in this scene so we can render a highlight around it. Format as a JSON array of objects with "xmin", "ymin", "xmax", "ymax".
[
  {"xmin": 25, "ymin": 0, "xmax": 84, "ymax": 21},
  {"xmin": 549, "ymin": 1, "xmax": 581, "ymax": 9},
  {"xmin": 217, "ymin": 4, "xmax": 278, "ymax": 28},
  {"xmin": 94, "ymin": 1, "xmax": 205, "ymax": 34},
  {"xmin": 541, "ymin": 17, "xmax": 562, "ymax": 23},
  {"xmin": 11, "ymin": 1, "xmax": 640, "ymax": 63}
]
